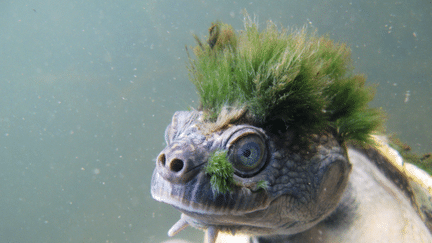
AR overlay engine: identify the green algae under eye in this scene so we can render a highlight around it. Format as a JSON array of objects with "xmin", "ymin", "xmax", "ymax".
[
  {"xmin": 256, "ymin": 180, "xmax": 269, "ymax": 191},
  {"xmin": 205, "ymin": 150, "xmax": 234, "ymax": 195}
]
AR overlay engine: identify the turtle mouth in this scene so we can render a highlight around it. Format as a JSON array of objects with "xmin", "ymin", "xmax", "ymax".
[
  {"xmin": 151, "ymin": 168, "xmax": 270, "ymax": 216},
  {"xmin": 151, "ymin": 168, "xmax": 221, "ymax": 215},
  {"xmin": 152, "ymin": 168, "xmax": 277, "ymax": 240}
]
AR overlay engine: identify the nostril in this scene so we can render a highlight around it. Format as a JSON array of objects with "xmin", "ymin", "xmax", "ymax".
[
  {"xmin": 158, "ymin": 154, "xmax": 166, "ymax": 166},
  {"xmin": 170, "ymin": 159, "xmax": 184, "ymax": 172}
]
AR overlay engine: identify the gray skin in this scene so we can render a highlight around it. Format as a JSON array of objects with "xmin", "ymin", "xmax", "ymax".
[{"xmin": 151, "ymin": 111, "xmax": 432, "ymax": 243}]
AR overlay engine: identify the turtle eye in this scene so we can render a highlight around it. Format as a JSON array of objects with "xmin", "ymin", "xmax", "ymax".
[{"xmin": 229, "ymin": 134, "xmax": 267, "ymax": 177}]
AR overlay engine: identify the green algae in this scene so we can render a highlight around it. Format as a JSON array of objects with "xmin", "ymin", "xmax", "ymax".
[
  {"xmin": 205, "ymin": 150, "xmax": 234, "ymax": 195},
  {"xmin": 256, "ymin": 180, "xmax": 269, "ymax": 191},
  {"xmin": 188, "ymin": 16, "xmax": 384, "ymax": 145},
  {"xmin": 389, "ymin": 136, "xmax": 432, "ymax": 175}
]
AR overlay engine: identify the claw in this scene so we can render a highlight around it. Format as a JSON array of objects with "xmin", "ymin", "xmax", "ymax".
[
  {"xmin": 205, "ymin": 226, "xmax": 219, "ymax": 243},
  {"xmin": 167, "ymin": 214, "xmax": 189, "ymax": 237}
]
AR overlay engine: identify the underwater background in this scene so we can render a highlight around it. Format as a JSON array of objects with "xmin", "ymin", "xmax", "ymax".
[{"xmin": 1, "ymin": 0, "xmax": 431, "ymax": 242}]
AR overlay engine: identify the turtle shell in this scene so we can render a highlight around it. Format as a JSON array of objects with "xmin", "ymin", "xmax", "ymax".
[{"xmin": 355, "ymin": 135, "xmax": 432, "ymax": 233}]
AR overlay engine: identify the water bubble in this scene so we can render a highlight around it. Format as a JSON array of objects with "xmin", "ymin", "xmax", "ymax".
[{"xmin": 93, "ymin": 168, "xmax": 100, "ymax": 175}]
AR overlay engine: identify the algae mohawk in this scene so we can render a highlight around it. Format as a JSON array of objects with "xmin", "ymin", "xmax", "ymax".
[{"xmin": 188, "ymin": 17, "xmax": 383, "ymax": 144}]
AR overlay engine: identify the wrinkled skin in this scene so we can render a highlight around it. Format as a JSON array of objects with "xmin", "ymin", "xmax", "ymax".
[
  {"xmin": 151, "ymin": 111, "xmax": 432, "ymax": 243},
  {"xmin": 151, "ymin": 111, "xmax": 351, "ymax": 240}
]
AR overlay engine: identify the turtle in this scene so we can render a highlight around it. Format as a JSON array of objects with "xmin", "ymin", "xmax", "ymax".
[{"xmin": 150, "ymin": 16, "xmax": 432, "ymax": 243}]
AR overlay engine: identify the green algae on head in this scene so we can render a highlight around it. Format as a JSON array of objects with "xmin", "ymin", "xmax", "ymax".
[{"xmin": 188, "ymin": 16, "xmax": 383, "ymax": 145}]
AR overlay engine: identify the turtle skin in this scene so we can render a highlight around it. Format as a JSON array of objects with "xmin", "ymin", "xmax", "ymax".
[{"xmin": 151, "ymin": 111, "xmax": 432, "ymax": 243}]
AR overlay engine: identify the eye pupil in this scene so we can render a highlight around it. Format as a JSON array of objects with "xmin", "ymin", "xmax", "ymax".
[
  {"xmin": 243, "ymin": 149, "xmax": 251, "ymax": 157},
  {"xmin": 229, "ymin": 134, "xmax": 267, "ymax": 177}
]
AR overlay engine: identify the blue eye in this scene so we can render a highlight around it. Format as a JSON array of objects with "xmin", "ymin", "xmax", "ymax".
[
  {"xmin": 237, "ymin": 142, "xmax": 260, "ymax": 167},
  {"xmin": 229, "ymin": 134, "xmax": 267, "ymax": 177}
]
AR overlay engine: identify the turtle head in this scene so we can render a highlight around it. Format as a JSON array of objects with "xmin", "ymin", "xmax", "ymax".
[
  {"xmin": 151, "ymin": 109, "xmax": 352, "ymax": 238},
  {"xmin": 151, "ymin": 16, "xmax": 383, "ymax": 242}
]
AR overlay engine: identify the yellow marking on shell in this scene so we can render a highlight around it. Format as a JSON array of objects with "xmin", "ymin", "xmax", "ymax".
[{"xmin": 371, "ymin": 135, "xmax": 432, "ymax": 195}]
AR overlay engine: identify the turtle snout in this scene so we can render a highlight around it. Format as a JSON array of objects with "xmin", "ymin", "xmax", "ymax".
[
  {"xmin": 156, "ymin": 143, "xmax": 203, "ymax": 184},
  {"xmin": 158, "ymin": 153, "xmax": 184, "ymax": 173}
]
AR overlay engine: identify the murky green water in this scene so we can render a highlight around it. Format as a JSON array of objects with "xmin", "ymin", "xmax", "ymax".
[{"xmin": 1, "ymin": 1, "xmax": 430, "ymax": 242}]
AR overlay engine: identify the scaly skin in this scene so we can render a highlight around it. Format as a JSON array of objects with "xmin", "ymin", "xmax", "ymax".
[
  {"xmin": 151, "ymin": 110, "xmax": 352, "ymax": 242},
  {"xmin": 151, "ymin": 111, "xmax": 432, "ymax": 243}
]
